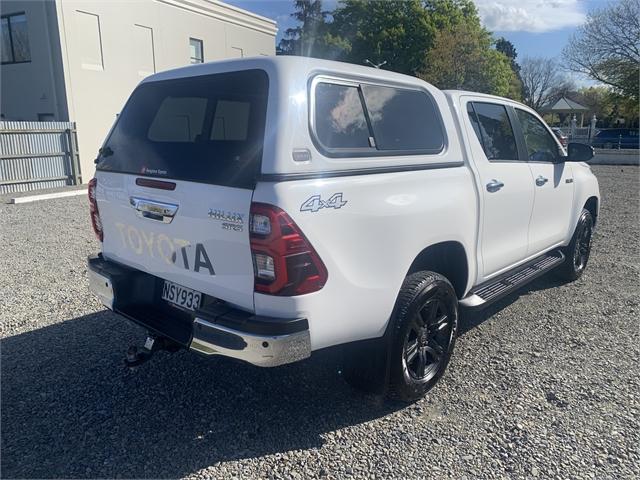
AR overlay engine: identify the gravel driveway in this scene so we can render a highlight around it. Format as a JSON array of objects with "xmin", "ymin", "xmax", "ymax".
[{"xmin": 1, "ymin": 166, "xmax": 638, "ymax": 479}]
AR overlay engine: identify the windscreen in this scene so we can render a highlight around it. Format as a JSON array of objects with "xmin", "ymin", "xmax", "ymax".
[{"xmin": 97, "ymin": 69, "xmax": 269, "ymax": 188}]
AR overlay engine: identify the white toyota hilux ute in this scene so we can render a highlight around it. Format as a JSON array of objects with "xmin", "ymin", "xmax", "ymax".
[{"xmin": 88, "ymin": 57, "xmax": 600, "ymax": 401}]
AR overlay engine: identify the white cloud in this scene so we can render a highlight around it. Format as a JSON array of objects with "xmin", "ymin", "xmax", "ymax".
[{"xmin": 475, "ymin": 0, "xmax": 586, "ymax": 33}]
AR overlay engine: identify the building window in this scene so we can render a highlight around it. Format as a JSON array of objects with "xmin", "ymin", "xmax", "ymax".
[
  {"xmin": 189, "ymin": 38, "xmax": 203, "ymax": 64},
  {"xmin": 133, "ymin": 24, "xmax": 155, "ymax": 76},
  {"xmin": 75, "ymin": 11, "xmax": 104, "ymax": 70},
  {"xmin": 1, "ymin": 12, "xmax": 31, "ymax": 64}
]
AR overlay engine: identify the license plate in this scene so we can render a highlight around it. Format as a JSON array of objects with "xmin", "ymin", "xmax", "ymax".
[{"xmin": 161, "ymin": 280, "xmax": 201, "ymax": 311}]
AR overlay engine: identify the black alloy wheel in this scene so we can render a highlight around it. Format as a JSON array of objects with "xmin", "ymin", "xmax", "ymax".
[
  {"xmin": 389, "ymin": 271, "xmax": 458, "ymax": 402},
  {"xmin": 573, "ymin": 218, "xmax": 593, "ymax": 273},
  {"xmin": 403, "ymin": 297, "xmax": 453, "ymax": 383},
  {"xmin": 556, "ymin": 208, "xmax": 594, "ymax": 282}
]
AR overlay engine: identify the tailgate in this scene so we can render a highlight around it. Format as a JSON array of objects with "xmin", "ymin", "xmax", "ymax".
[
  {"xmin": 93, "ymin": 69, "xmax": 269, "ymax": 311},
  {"xmin": 97, "ymin": 172, "xmax": 255, "ymax": 310}
]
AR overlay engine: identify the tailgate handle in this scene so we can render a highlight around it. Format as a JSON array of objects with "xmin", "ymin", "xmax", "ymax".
[{"xmin": 130, "ymin": 197, "xmax": 178, "ymax": 224}]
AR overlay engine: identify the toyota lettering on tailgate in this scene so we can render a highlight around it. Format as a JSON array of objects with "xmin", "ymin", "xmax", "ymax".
[{"xmin": 114, "ymin": 222, "xmax": 215, "ymax": 275}]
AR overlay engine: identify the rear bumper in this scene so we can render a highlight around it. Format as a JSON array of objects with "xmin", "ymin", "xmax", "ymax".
[{"xmin": 87, "ymin": 255, "xmax": 311, "ymax": 367}]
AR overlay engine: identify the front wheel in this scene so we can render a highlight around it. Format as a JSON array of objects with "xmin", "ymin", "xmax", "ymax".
[
  {"xmin": 388, "ymin": 272, "xmax": 458, "ymax": 402},
  {"xmin": 556, "ymin": 209, "xmax": 594, "ymax": 281}
]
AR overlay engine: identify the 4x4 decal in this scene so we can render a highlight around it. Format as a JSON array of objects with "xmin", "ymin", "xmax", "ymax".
[{"xmin": 300, "ymin": 193, "xmax": 348, "ymax": 213}]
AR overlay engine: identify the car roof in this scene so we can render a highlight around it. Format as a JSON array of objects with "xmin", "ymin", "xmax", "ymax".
[
  {"xmin": 140, "ymin": 56, "xmax": 531, "ymax": 111},
  {"xmin": 443, "ymin": 89, "xmax": 531, "ymax": 110},
  {"xmin": 141, "ymin": 55, "xmax": 430, "ymax": 89}
]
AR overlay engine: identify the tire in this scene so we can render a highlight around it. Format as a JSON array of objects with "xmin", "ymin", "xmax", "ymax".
[
  {"xmin": 556, "ymin": 209, "xmax": 594, "ymax": 282},
  {"xmin": 387, "ymin": 272, "xmax": 458, "ymax": 402}
]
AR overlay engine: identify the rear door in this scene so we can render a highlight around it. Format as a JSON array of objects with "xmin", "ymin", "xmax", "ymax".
[
  {"xmin": 463, "ymin": 99, "xmax": 535, "ymax": 281},
  {"xmin": 513, "ymin": 108, "xmax": 574, "ymax": 255},
  {"xmin": 95, "ymin": 70, "xmax": 269, "ymax": 310}
]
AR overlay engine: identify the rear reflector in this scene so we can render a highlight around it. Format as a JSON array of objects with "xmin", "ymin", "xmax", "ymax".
[{"xmin": 250, "ymin": 203, "xmax": 327, "ymax": 296}]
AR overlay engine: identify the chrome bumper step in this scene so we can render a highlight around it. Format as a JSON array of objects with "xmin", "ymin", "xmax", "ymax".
[{"xmin": 460, "ymin": 249, "xmax": 565, "ymax": 308}]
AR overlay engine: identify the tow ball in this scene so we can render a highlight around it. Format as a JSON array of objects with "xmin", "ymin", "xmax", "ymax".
[{"xmin": 125, "ymin": 334, "xmax": 181, "ymax": 367}]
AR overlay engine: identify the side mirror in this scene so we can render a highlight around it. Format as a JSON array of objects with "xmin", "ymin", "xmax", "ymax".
[{"xmin": 567, "ymin": 142, "xmax": 595, "ymax": 162}]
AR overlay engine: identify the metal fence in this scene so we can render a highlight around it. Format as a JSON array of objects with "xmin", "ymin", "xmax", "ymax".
[
  {"xmin": 0, "ymin": 121, "xmax": 81, "ymax": 194},
  {"xmin": 569, "ymin": 127, "xmax": 593, "ymax": 142}
]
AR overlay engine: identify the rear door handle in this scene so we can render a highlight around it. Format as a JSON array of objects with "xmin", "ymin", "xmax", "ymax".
[
  {"xmin": 130, "ymin": 197, "xmax": 178, "ymax": 223},
  {"xmin": 486, "ymin": 180, "xmax": 504, "ymax": 193},
  {"xmin": 536, "ymin": 176, "xmax": 549, "ymax": 186}
]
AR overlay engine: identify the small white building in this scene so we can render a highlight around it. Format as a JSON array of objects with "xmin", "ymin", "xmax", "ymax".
[{"xmin": 0, "ymin": 0, "xmax": 277, "ymax": 180}]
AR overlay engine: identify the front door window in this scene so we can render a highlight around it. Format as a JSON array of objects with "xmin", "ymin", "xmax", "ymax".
[{"xmin": 515, "ymin": 109, "xmax": 561, "ymax": 162}]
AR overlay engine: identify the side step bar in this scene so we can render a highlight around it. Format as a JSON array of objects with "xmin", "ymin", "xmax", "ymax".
[{"xmin": 460, "ymin": 249, "xmax": 565, "ymax": 308}]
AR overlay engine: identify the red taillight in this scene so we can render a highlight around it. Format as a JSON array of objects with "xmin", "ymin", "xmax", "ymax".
[
  {"xmin": 250, "ymin": 203, "xmax": 327, "ymax": 296},
  {"xmin": 88, "ymin": 178, "xmax": 103, "ymax": 242}
]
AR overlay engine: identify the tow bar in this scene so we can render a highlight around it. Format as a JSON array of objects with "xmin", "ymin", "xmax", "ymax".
[{"xmin": 125, "ymin": 334, "xmax": 181, "ymax": 367}]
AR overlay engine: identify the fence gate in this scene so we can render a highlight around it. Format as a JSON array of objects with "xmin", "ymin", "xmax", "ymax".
[{"xmin": 0, "ymin": 121, "xmax": 82, "ymax": 195}]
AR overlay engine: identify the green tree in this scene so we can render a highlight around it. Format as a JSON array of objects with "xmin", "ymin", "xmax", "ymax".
[
  {"xmin": 419, "ymin": 23, "xmax": 516, "ymax": 97},
  {"xmin": 576, "ymin": 87, "xmax": 615, "ymax": 124},
  {"xmin": 495, "ymin": 37, "xmax": 523, "ymax": 100},
  {"xmin": 495, "ymin": 38, "xmax": 518, "ymax": 69},
  {"xmin": 563, "ymin": 0, "xmax": 640, "ymax": 100},
  {"xmin": 278, "ymin": 0, "xmax": 525, "ymax": 99},
  {"xmin": 423, "ymin": 0, "xmax": 480, "ymax": 31},
  {"xmin": 328, "ymin": 0, "xmax": 481, "ymax": 75},
  {"xmin": 329, "ymin": 0, "xmax": 433, "ymax": 74},
  {"xmin": 576, "ymin": 86, "xmax": 638, "ymax": 127},
  {"xmin": 278, "ymin": 0, "xmax": 332, "ymax": 57}
]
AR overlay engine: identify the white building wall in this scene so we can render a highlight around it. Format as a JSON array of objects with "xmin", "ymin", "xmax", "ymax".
[
  {"xmin": 1, "ymin": 0, "xmax": 277, "ymax": 182},
  {"xmin": 0, "ymin": 1, "xmax": 68, "ymax": 121},
  {"xmin": 56, "ymin": 0, "xmax": 277, "ymax": 180}
]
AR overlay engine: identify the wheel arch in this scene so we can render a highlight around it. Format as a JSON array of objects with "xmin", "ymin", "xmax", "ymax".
[
  {"xmin": 406, "ymin": 241, "xmax": 470, "ymax": 299},
  {"xmin": 584, "ymin": 196, "xmax": 599, "ymax": 227}
]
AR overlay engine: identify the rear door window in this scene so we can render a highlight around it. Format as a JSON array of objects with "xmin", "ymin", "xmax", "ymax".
[
  {"xmin": 469, "ymin": 102, "xmax": 519, "ymax": 161},
  {"xmin": 97, "ymin": 69, "xmax": 269, "ymax": 188}
]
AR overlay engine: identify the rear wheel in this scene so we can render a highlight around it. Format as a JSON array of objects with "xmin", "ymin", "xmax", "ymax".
[
  {"xmin": 342, "ymin": 272, "xmax": 458, "ymax": 401},
  {"xmin": 556, "ymin": 209, "xmax": 594, "ymax": 281},
  {"xmin": 388, "ymin": 272, "xmax": 458, "ymax": 402}
]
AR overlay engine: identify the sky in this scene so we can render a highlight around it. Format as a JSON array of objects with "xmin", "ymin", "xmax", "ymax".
[{"xmin": 226, "ymin": 0, "xmax": 609, "ymax": 61}]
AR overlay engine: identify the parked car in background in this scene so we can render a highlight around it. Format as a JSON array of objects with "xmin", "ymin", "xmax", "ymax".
[
  {"xmin": 551, "ymin": 127, "xmax": 568, "ymax": 148},
  {"xmin": 591, "ymin": 128, "xmax": 640, "ymax": 149}
]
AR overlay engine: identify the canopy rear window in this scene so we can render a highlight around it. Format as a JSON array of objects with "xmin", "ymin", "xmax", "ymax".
[
  {"xmin": 97, "ymin": 69, "xmax": 269, "ymax": 188},
  {"xmin": 312, "ymin": 80, "xmax": 445, "ymax": 157}
]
